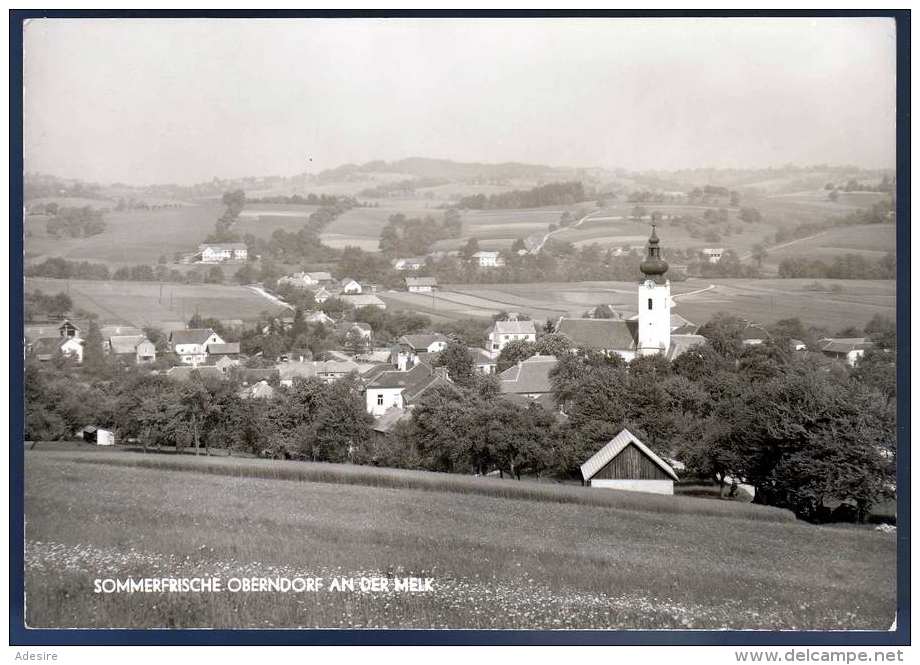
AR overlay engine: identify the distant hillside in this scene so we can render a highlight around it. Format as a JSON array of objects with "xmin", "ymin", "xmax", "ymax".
[{"xmin": 316, "ymin": 157, "xmax": 561, "ymax": 183}]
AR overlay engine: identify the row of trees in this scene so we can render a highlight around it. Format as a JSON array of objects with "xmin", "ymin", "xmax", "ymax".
[
  {"xmin": 457, "ymin": 181, "xmax": 586, "ymax": 210},
  {"xmin": 778, "ymin": 253, "xmax": 896, "ymax": 280}
]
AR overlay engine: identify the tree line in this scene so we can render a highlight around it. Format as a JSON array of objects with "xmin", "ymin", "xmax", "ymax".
[{"xmin": 457, "ymin": 181, "xmax": 587, "ymax": 210}]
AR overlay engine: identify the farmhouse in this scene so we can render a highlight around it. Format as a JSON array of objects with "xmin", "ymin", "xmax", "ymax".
[
  {"xmin": 307, "ymin": 271, "xmax": 333, "ymax": 284},
  {"xmin": 30, "ymin": 336, "xmax": 84, "ymax": 363},
  {"xmin": 363, "ymin": 363, "xmax": 450, "ymax": 416},
  {"xmin": 487, "ymin": 315, "xmax": 537, "ymax": 353},
  {"xmin": 499, "ymin": 354, "xmax": 557, "ymax": 400},
  {"xmin": 278, "ymin": 272, "xmax": 318, "ymax": 289},
  {"xmin": 108, "ymin": 334, "xmax": 156, "ymax": 364},
  {"xmin": 406, "ymin": 276, "xmax": 438, "ymax": 293},
  {"xmin": 207, "ymin": 342, "xmax": 241, "ymax": 364},
  {"xmin": 340, "ymin": 278, "xmax": 362, "ymax": 294},
  {"xmin": 58, "ymin": 319, "xmax": 80, "ymax": 338},
  {"xmin": 313, "ymin": 286, "xmax": 332, "ymax": 302},
  {"xmin": 341, "ymin": 294, "xmax": 387, "ymax": 310},
  {"xmin": 337, "ymin": 321, "xmax": 373, "ymax": 340},
  {"xmin": 392, "ymin": 257, "xmax": 427, "ymax": 271},
  {"xmin": 199, "ymin": 243, "xmax": 248, "ymax": 263},
  {"xmin": 169, "ymin": 328, "xmax": 224, "ymax": 366},
  {"xmin": 472, "ymin": 251, "xmax": 504, "ymax": 268},
  {"xmin": 469, "ymin": 347, "xmax": 497, "ymax": 374},
  {"xmin": 702, "ymin": 248, "xmax": 723, "ymax": 263},
  {"xmin": 820, "ymin": 337, "xmax": 874, "ymax": 366},
  {"xmin": 392, "ymin": 333, "xmax": 450, "ymax": 370},
  {"xmin": 581, "ymin": 428, "xmax": 679, "ymax": 495}
]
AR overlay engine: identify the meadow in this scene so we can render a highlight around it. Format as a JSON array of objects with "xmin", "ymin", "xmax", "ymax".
[
  {"xmin": 761, "ymin": 224, "xmax": 896, "ymax": 268},
  {"xmin": 381, "ymin": 278, "xmax": 894, "ymax": 331},
  {"xmin": 319, "ymin": 200, "xmax": 435, "ymax": 251},
  {"xmin": 24, "ymin": 450, "xmax": 896, "ymax": 629},
  {"xmin": 25, "ymin": 277, "xmax": 285, "ymax": 331}
]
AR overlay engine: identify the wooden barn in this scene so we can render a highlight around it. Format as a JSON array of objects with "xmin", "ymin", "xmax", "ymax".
[
  {"xmin": 80, "ymin": 426, "xmax": 114, "ymax": 446},
  {"xmin": 580, "ymin": 428, "xmax": 679, "ymax": 495}
]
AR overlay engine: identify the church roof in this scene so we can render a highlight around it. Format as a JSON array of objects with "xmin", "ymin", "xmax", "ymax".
[{"xmin": 556, "ymin": 318, "xmax": 638, "ymax": 352}]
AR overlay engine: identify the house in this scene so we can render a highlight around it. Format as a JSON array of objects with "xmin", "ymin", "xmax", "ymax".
[
  {"xmin": 499, "ymin": 355, "xmax": 557, "ymax": 400},
  {"xmin": 169, "ymin": 328, "xmax": 224, "ymax": 366},
  {"xmin": 306, "ymin": 271, "xmax": 333, "ymax": 284},
  {"xmin": 820, "ymin": 337, "xmax": 874, "ymax": 366},
  {"xmin": 363, "ymin": 363, "xmax": 450, "ymax": 416},
  {"xmin": 199, "ymin": 243, "xmax": 248, "ymax": 263},
  {"xmin": 487, "ymin": 316, "xmax": 537, "ymax": 354},
  {"xmin": 392, "ymin": 333, "xmax": 450, "ymax": 370},
  {"xmin": 372, "ymin": 407, "xmax": 412, "ymax": 444},
  {"xmin": 741, "ymin": 323, "xmax": 771, "ymax": 346},
  {"xmin": 278, "ymin": 272, "xmax": 319, "ymax": 289},
  {"xmin": 305, "ymin": 310, "xmax": 336, "ymax": 326},
  {"xmin": 207, "ymin": 341, "xmax": 241, "ymax": 366},
  {"xmin": 469, "ymin": 347, "xmax": 497, "ymax": 375},
  {"xmin": 472, "ymin": 251, "xmax": 504, "ymax": 268},
  {"xmin": 392, "ymin": 257, "xmax": 427, "ymax": 271},
  {"xmin": 313, "ymin": 286, "xmax": 333, "ymax": 303},
  {"xmin": 30, "ymin": 336, "xmax": 83, "ymax": 363},
  {"xmin": 337, "ymin": 321, "xmax": 373, "ymax": 340},
  {"xmin": 701, "ymin": 248, "xmax": 723, "ymax": 264},
  {"xmin": 214, "ymin": 355, "xmax": 239, "ymax": 374},
  {"xmin": 58, "ymin": 319, "xmax": 80, "ymax": 338},
  {"xmin": 406, "ymin": 276, "xmax": 438, "ymax": 293},
  {"xmin": 108, "ymin": 334, "xmax": 156, "ymax": 364},
  {"xmin": 580, "ymin": 428, "xmax": 679, "ymax": 495},
  {"xmin": 340, "ymin": 278, "xmax": 362, "ymax": 294},
  {"xmin": 341, "ymin": 294, "xmax": 386, "ymax": 310}
]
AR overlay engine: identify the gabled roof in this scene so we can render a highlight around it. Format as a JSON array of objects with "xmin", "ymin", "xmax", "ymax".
[
  {"xmin": 820, "ymin": 337, "xmax": 874, "ymax": 354},
  {"xmin": 372, "ymin": 407, "xmax": 412, "ymax": 434},
  {"xmin": 403, "ymin": 369, "xmax": 451, "ymax": 403},
  {"xmin": 406, "ymin": 276, "xmax": 438, "ymax": 287},
  {"xmin": 399, "ymin": 333, "xmax": 449, "ymax": 350},
  {"xmin": 170, "ymin": 328, "xmax": 218, "ymax": 346},
  {"xmin": 580, "ymin": 428, "xmax": 679, "ymax": 482},
  {"xmin": 307, "ymin": 271, "xmax": 332, "ymax": 281},
  {"xmin": 556, "ymin": 317, "xmax": 638, "ymax": 351},
  {"xmin": 200, "ymin": 243, "xmax": 247, "ymax": 251},
  {"xmin": 341, "ymin": 294, "xmax": 386, "ymax": 307},
  {"xmin": 109, "ymin": 335, "xmax": 148, "ymax": 355},
  {"xmin": 490, "ymin": 319, "xmax": 537, "ymax": 336},
  {"xmin": 207, "ymin": 342, "xmax": 241, "ymax": 355},
  {"xmin": 340, "ymin": 277, "xmax": 359, "ymax": 286},
  {"xmin": 367, "ymin": 362, "xmax": 434, "ymax": 389},
  {"xmin": 667, "ymin": 334, "xmax": 707, "ymax": 361},
  {"xmin": 499, "ymin": 355, "xmax": 557, "ymax": 394}
]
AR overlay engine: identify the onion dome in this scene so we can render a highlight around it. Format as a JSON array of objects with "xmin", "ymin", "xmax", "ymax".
[{"xmin": 640, "ymin": 225, "xmax": 669, "ymax": 282}]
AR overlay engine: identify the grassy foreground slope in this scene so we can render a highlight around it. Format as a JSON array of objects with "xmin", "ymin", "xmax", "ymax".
[{"xmin": 24, "ymin": 451, "xmax": 896, "ymax": 630}]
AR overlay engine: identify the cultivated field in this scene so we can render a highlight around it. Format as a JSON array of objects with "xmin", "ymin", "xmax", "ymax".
[
  {"xmin": 24, "ymin": 450, "xmax": 896, "ymax": 629},
  {"xmin": 381, "ymin": 278, "xmax": 895, "ymax": 332},
  {"xmin": 761, "ymin": 224, "xmax": 896, "ymax": 268},
  {"xmin": 25, "ymin": 277, "xmax": 285, "ymax": 331},
  {"xmin": 319, "ymin": 201, "xmax": 434, "ymax": 251}
]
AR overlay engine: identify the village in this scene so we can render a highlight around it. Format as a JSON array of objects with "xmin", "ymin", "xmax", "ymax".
[{"xmin": 24, "ymin": 227, "xmax": 887, "ymax": 500}]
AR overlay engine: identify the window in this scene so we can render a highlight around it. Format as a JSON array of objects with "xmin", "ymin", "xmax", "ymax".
[
  {"xmin": 377, "ymin": 394, "xmax": 384, "ymax": 406},
  {"xmin": 648, "ymin": 298, "xmax": 653, "ymax": 310}
]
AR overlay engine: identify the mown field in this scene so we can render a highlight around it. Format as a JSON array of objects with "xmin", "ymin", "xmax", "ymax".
[
  {"xmin": 25, "ymin": 277, "xmax": 285, "ymax": 330},
  {"xmin": 381, "ymin": 278, "xmax": 895, "ymax": 331},
  {"xmin": 24, "ymin": 450, "xmax": 896, "ymax": 629}
]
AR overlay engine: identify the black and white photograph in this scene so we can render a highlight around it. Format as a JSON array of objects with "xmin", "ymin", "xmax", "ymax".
[{"xmin": 14, "ymin": 13, "xmax": 905, "ymax": 640}]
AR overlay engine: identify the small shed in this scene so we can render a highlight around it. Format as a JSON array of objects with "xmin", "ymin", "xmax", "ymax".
[
  {"xmin": 81, "ymin": 426, "xmax": 114, "ymax": 446},
  {"xmin": 580, "ymin": 428, "xmax": 679, "ymax": 495}
]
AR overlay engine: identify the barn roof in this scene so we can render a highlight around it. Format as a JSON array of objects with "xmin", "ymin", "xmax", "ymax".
[
  {"xmin": 580, "ymin": 428, "xmax": 679, "ymax": 482},
  {"xmin": 490, "ymin": 319, "xmax": 537, "ymax": 336},
  {"xmin": 556, "ymin": 317, "xmax": 638, "ymax": 351},
  {"xmin": 399, "ymin": 333, "xmax": 449, "ymax": 350},
  {"xmin": 109, "ymin": 334, "xmax": 148, "ymax": 354},
  {"xmin": 170, "ymin": 328, "xmax": 217, "ymax": 346},
  {"xmin": 207, "ymin": 342, "xmax": 241, "ymax": 355},
  {"xmin": 341, "ymin": 294, "xmax": 386, "ymax": 308},
  {"xmin": 499, "ymin": 355, "xmax": 557, "ymax": 394},
  {"xmin": 820, "ymin": 337, "xmax": 874, "ymax": 354}
]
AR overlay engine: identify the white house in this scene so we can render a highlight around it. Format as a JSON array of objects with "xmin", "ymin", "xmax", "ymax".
[
  {"xmin": 392, "ymin": 257, "xmax": 427, "ymax": 271},
  {"xmin": 702, "ymin": 248, "xmax": 723, "ymax": 264},
  {"xmin": 363, "ymin": 363, "xmax": 450, "ymax": 416},
  {"xmin": 199, "ymin": 243, "xmax": 248, "ymax": 263},
  {"xmin": 487, "ymin": 316, "xmax": 537, "ymax": 354},
  {"xmin": 472, "ymin": 251, "xmax": 504, "ymax": 268},
  {"xmin": 340, "ymin": 278, "xmax": 363, "ymax": 294},
  {"xmin": 820, "ymin": 337, "xmax": 874, "ymax": 366},
  {"xmin": 108, "ymin": 334, "xmax": 156, "ymax": 364},
  {"xmin": 169, "ymin": 328, "xmax": 224, "ymax": 366},
  {"xmin": 278, "ymin": 272, "xmax": 319, "ymax": 289},
  {"xmin": 406, "ymin": 276, "xmax": 438, "ymax": 293},
  {"xmin": 581, "ymin": 428, "xmax": 679, "ymax": 495}
]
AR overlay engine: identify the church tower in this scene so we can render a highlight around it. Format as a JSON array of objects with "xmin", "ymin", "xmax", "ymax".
[{"xmin": 637, "ymin": 225, "xmax": 671, "ymax": 356}]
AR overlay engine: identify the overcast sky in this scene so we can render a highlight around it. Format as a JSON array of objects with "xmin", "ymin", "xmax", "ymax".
[{"xmin": 24, "ymin": 17, "xmax": 897, "ymax": 185}]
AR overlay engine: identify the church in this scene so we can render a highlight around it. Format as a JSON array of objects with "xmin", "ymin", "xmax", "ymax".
[{"xmin": 555, "ymin": 227, "xmax": 706, "ymax": 361}]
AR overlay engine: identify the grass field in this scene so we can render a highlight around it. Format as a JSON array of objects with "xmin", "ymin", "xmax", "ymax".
[
  {"xmin": 319, "ymin": 201, "xmax": 436, "ymax": 251},
  {"xmin": 761, "ymin": 224, "xmax": 896, "ymax": 268},
  {"xmin": 25, "ymin": 277, "xmax": 285, "ymax": 330},
  {"xmin": 381, "ymin": 278, "xmax": 894, "ymax": 331},
  {"xmin": 24, "ymin": 450, "xmax": 895, "ymax": 629}
]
